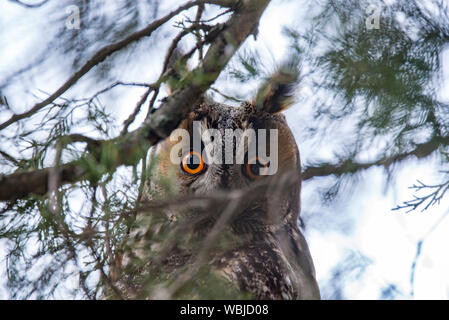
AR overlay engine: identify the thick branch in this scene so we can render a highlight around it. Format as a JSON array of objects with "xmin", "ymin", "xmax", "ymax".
[
  {"xmin": 0, "ymin": 0, "xmax": 271, "ymax": 202},
  {"xmin": 0, "ymin": 0, "xmax": 239, "ymax": 132},
  {"xmin": 0, "ymin": 164, "xmax": 86, "ymax": 201},
  {"xmin": 302, "ymin": 136, "xmax": 449, "ymax": 181}
]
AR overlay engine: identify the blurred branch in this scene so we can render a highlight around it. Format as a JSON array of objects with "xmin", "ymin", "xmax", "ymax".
[
  {"xmin": 194, "ymin": 4, "xmax": 205, "ymax": 60},
  {"xmin": 82, "ymin": 82, "xmax": 155, "ymax": 104},
  {"xmin": 120, "ymin": 168, "xmax": 299, "ymax": 221},
  {"xmin": 0, "ymin": 96, "xmax": 10, "ymax": 109},
  {"xmin": 409, "ymin": 240, "xmax": 422, "ymax": 298},
  {"xmin": 0, "ymin": 0, "xmax": 239, "ymax": 132},
  {"xmin": 0, "ymin": 162, "xmax": 86, "ymax": 201},
  {"xmin": 121, "ymin": 88, "xmax": 153, "ymax": 134},
  {"xmin": 210, "ymin": 87, "xmax": 244, "ymax": 103},
  {"xmin": 409, "ymin": 208, "xmax": 449, "ymax": 297},
  {"xmin": 115, "ymin": 169, "xmax": 301, "ymax": 299},
  {"xmin": 302, "ymin": 135, "xmax": 449, "ymax": 181},
  {"xmin": 57, "ymin": 133, "xmax": 101, "ymax": 147},
  {"xmin": 145, "ymin": 0, "xmax": 269, "ymax": 139},
  {"xmin": 0, "ymin": 0, "xmax": 271, "ymax": 202},
  {"xmin": 154, "ymin": 194, "xmax": 242, "ymax": 299},
  {"xmin": 0, "ymin": 150, "xmax": 20, "ymax": 166},
  {"xmin": 7, "ymin": 0, "xmax": 50, "ymax": 8}
]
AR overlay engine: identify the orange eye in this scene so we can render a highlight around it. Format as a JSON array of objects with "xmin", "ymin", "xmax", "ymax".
[
  {"xmin": 181, "ymin": 150, "xmax": 205, "ymax": 174},
  {"xmin": 244, "ymin": 157, "xmax": 269, "ymax": 179}
]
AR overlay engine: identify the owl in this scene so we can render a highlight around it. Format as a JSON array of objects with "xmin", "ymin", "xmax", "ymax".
[{"xmin": 114, "ymin": 60, "xmax": 320, "ymax": 300}]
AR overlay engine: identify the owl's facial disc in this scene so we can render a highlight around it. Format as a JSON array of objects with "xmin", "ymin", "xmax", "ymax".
[
  {"xmin": 152, "ymin": 104, "xmax": 299, "ymax": 199},
  {"xmin": 170, "ymin": 122, "xmax": 279, "ymax": 180}
]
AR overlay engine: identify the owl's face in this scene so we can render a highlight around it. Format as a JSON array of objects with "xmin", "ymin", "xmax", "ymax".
[
  {"xmin": 124, "ymin": 65, "xmax": 320, "ymax": 300},
  {"xmin": 147, "ymin": 101, "xmax": 301, "ymax": 225}
]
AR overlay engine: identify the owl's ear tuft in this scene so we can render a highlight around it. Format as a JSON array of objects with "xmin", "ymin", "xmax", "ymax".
[{"xmin": 253, "ymin": 58, "xmax": 299, "ymax": 114}]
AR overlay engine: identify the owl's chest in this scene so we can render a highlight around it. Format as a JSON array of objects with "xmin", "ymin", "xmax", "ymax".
[
  {"xmin": 163, "ymin": 229, "xmax": 310, "ymax": 300},
  {"xmin": 212, "ymin": 239, "xmax": 299, "ymax": 299}
]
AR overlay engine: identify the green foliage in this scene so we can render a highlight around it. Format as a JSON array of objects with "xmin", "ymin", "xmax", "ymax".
[
  {"xmin": 229, "ymin": 50, "xmax": 263, "ymax": 83},
  {"xmin": 283, "ymin": 0, "xmax": 449, "ymax": 203}
]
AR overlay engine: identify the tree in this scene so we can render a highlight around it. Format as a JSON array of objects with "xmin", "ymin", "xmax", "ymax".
[{"xmin": 0, "ymin": 0, "xmax": 448, "ymax": 299}]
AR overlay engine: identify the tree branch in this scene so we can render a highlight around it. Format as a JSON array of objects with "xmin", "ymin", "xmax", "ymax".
[
  {"xmin": 0, "ymin": 0, "xmax": 239, "ymax": 132},
  {"xmin": 302, "ymin": 136, "xmax": 449, "ymax": 181},
  {"xmin": 0, "ymin": 0, "xmax": 271, "ymax": 202},
  {"xmin": 145, "ymin": 0, "xmax": 269, "ymax": 139}
]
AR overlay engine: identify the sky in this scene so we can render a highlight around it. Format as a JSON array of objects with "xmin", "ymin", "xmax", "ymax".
[{"xmin": 1, "ymin": 0, "xmax": 449, "ymax": 299}]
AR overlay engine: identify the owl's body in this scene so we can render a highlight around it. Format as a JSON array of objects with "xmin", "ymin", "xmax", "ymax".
[{"xmin": 116, "ymin": 63, "xmax": 320, "ymax": 300}]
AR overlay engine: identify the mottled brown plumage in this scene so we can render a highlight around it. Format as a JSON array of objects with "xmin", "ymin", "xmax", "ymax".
[{"xmin": 115, "ymin": 63, "xmax": 320, "ymax": 300}]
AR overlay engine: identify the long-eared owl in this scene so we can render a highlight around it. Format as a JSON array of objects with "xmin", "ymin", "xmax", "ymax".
[{"xmin": 115, "ymin": 59, "xmax": 320, "ymax": 300}]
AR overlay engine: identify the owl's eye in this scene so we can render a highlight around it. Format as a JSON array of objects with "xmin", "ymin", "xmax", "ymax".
[
  {"xmin": 181, "ymin": 150, "xmax": 205, "ymax": 174},
  {"xmin": 244, "ymin": 157, "xmax": 269, "ymax": 179}
]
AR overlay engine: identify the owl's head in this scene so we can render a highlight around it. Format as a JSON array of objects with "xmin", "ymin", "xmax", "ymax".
[{"xmin": 145, "ymin": 63, "xmax": 301, "ymax": 227}]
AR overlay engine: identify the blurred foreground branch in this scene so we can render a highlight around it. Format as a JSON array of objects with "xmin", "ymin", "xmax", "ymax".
[
  {"xmin": 0, "ymin": 0, "xmax": 270, "ymax": 202},
  {"xmin": 0, "ymin": 0, "xmax": 239, "ymax": 131}
]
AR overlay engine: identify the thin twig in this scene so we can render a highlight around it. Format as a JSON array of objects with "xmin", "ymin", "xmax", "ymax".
[
  {"xmin": 194, "ymin": 4, "xmax": 205, "ymax": 61},
  {"xmin": 121, "ymin": 87, "xmax": 153, "ymax": 135},
  {"xmin": 0, "ymin": 0, "xmax": 234, "ymax": 131}
]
